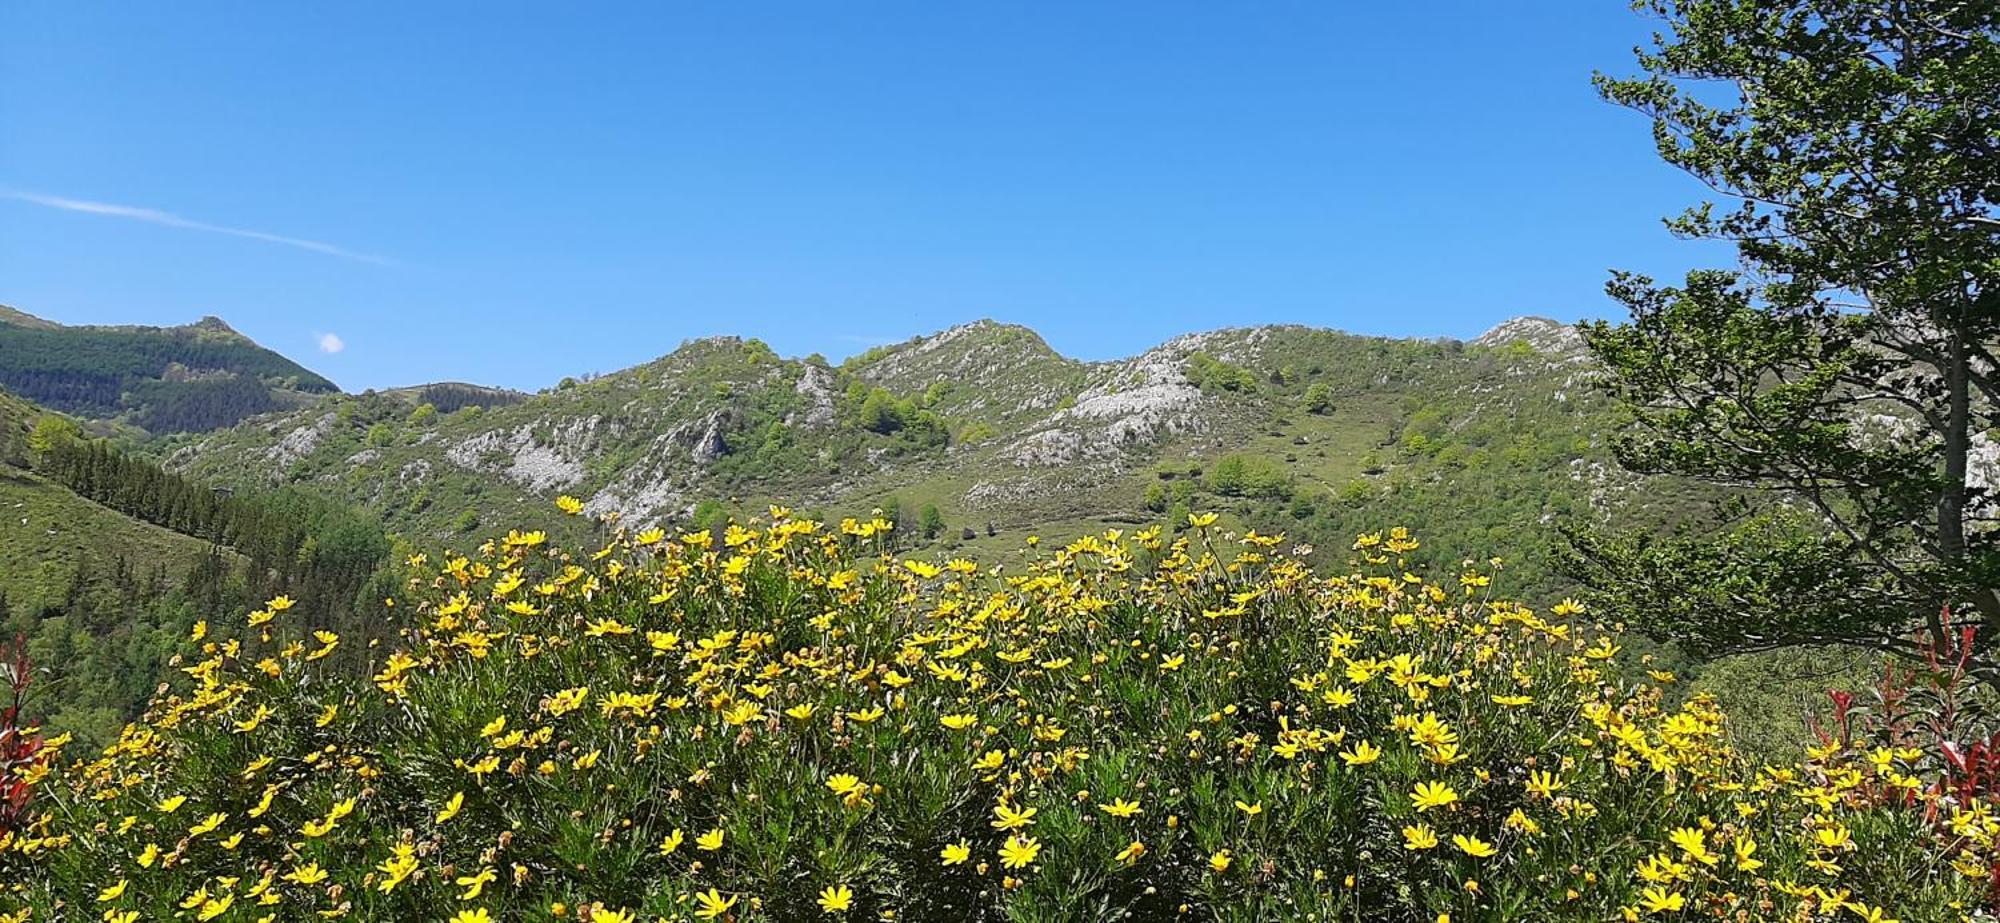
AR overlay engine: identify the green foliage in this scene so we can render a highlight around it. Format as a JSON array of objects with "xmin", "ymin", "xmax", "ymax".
[
  {"xmin": 1301, "ymin": 382, "xmax": 1333, "ymax": 414},
  {"xmin": 858, "ymin": 388, "xmax": 903, "ymax": 434},
  {"xmin": 25, "ymin": 413, "xmax": 80, "ymax": 457},
  {"xmin": 1204, "ymin": 453, "xmax": 1292, "ymax": 500},
  {"xmin": 1684, "ymin": 647, "xmax": 1877, "ymax": 766},
  {"xmin": 1184, "ymin": 352, "xmax": 1257, "ymax": 394},
  {"xmin": 1570, "ymin": 0, "xmax": 2000, "ymax": 666},
  {"xmin": 690, "ymin": 499, "xmax": 732, "ymax": 535}
]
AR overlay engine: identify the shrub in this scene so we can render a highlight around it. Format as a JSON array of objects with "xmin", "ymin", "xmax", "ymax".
[
  {"xmin": 0, "ymin": 516, "xmax": 1982, "ymax": 920},
  {"xmin": 1205, "ymin": 453, "xmax": 1292, "ymax": 499},
  {"xmin": 1185, "ymin": 353, "xmax": 1257, "ymax": 394}
]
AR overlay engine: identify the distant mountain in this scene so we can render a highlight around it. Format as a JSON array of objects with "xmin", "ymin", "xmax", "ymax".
[
  {"xmin": 168, "ymin": 315, "xmax": 1696, "ymax": 596},
  {"xmin": 0, "ymin": 305, "xmax": 338, "ymax": 434}
]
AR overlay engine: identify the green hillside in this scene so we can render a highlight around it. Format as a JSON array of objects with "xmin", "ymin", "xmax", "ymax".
[
  {"xmin": 0, "ymin": 389, "xmax": 224, "ymax": 611},
  {"xmin": 0, "ymin": 305, "xmax": 337, "ymax": 434}
]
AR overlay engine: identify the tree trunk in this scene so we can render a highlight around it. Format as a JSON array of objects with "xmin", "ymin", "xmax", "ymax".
[{"xmin": 1939, "ymin": 323, "xmax": 2000, "ymax": 644}]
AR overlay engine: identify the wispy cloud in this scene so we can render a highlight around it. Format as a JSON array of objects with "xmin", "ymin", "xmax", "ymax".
[
  {"xmin": 1, "ymin": 189, "xmax": 389, "ymax": 264},
  {"xmin": 317, "ymin": 332, "xmax": 346, "ymax": 354}
]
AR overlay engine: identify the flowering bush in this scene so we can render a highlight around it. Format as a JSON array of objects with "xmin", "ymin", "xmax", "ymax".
[{"xmin": 0, "ymin": 511, "xmax": 1987, "ymax": 921}]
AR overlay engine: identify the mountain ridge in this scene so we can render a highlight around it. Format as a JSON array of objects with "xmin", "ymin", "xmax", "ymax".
[{"xmin": 164, "ymin": 313, "xmax": 1658, "ymax": 604}]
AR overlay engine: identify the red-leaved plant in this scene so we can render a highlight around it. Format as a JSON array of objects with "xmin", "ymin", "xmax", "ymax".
[
  {"xmin": 0, "ymin": 633, "xmax": 42, "ymax": 836},
  {"xmin": 1814, "ymin": 607, "xmax": 2000, "ymax": 905}
]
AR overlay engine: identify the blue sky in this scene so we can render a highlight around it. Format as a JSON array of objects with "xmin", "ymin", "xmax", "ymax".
[{"xmin": 0, "ymin": 2, "xmax": 1730, "ymax": 392}]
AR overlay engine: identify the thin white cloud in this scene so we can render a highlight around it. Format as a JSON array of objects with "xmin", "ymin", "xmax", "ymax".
[
  {"xmin": 1, "ymin": 189, "xmax": 389, "ymax": 264},
  {"xmin": 317, "ymin": 332, "xmax": 346, "ymax": 354}
]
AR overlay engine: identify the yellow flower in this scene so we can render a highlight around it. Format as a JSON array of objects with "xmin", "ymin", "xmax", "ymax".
[
  {"xmin": 1339, "ymin": 740, "xmax": 1382, "ymax": 766},
  {"xmin": 1098, "ymin": 797, "xmax": 1142, "ymax": 818},
  {"xmin": 376, "ymin": 844, "xmax": 419, "ymax": 893},
  {"xmin": 1668, "ymin": 826, "xmax": 1717, "ymax": 866},
  {"xmin": 940, "ymin": 841, "xmax": 972, "ymax": 866},
  {"xmin": 697, "ymin": 827, "xmax": 725, "ymax": 851},
  {"xmin": 1638, "ymin": 886, "xmax": 1685, "ymax": 914},
  {"xmin": 1234, "ymin": 800, "xmax": 1263, "ymax": 817},
  {"xmin": 999, "ymin": 834, "xmax": 1042, "ymax": 869},
  {"xmin": 285, "ymin": 862, "xmax": 329, "ymax": 885},
  {"xmin": 694, "ymin": 889, "xmax": 738, "ymax": 919},
  {"xmin": 1733, "ymin": 835, "xmax": 1763, "ymax": 872},
  {"xmin": 556, "ymin": 495, "xmax": 584, "ymax": 515},
  {"xmin": 197, "ymin": 894, "xmax": 234, "ymax": 921},
  {"xmin": 1115, "ymin": 839, "xmax": 1147, "ymax": 864},
  {"xmin": 816, "ymin": 884, "xmax": 855, "ymax": 914},
  {"xmin": 941, "ymin": 713, "xmax": 979, "ymax": 730},
  {"xmin": 437, "ymin": 791, "xmax": 465, "ymax": 824},
  {"xmin": 1208, "ymin": 849, "xmax": 1232, "ymax": 872},
  {"xmin": 659, "ymin": 828, "xmax": 686, "ymax": 855},
  {"xmin": 452, "ymin": 911, "xmax": 494, "ymax": 923},
  {"xmin": 992, "ymin": 801, "xmax": 1038, "ymax": 831},
  {"xmin": 97, "ymin": 880, "xmax": 128, "ymax": 902},
  {"xmin": 1452, "ymin": 833, "xmax": 1497, "ymax": 858},
  {"xmin": 1411, "ymin": 781, "xmax": 1458, "ymax": 812},
  {"xmin": 456, "ymin": 867, "xmax": 497, "ymax": 900},
  {"xmin": 1403, "ymin": 824, "xmax": 1440, "ymax": 850},
  {"xmin": 157, "ymin": 795, "xmax": 188, "ymax": 814},
  {"xmin": 826, "ymin": 773, "xmax": 866, "ymax": 796}
]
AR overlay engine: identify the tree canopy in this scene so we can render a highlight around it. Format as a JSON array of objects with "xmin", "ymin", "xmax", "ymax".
[{"xmin": 1562, "ymin": 0, "xmax": 2000, "ymax": 668}]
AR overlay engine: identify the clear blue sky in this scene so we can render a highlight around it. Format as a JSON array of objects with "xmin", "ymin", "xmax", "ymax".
[{"xmin": 0, "ymin": 2, "xmax": 1729, "ymax": 392}]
